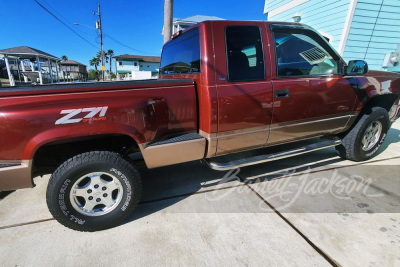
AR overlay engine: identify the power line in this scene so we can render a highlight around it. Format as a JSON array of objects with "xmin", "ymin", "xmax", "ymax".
[
  {"xmin": 104, "ymin": 34, "xmax": 160, "ymax": 56},
  {"xmin": 35, "ymin": 0, "xmax": 159, "ymax": 56},
  {"xmin": 34, "ymin": 0, "xmax": 99, "ymax": 49},
  {"xmin": 43, "ymin": 0, "xmax": 100, "ymax": 44},
  {"xmin": 41, "ymin": 0, "xmax": 73, "ymax": 25}
]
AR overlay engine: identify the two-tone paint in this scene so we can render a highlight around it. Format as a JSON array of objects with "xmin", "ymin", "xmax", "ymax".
[{"xmin": 1, "ymin": 21, "xmax": 399, "ymax": 191}]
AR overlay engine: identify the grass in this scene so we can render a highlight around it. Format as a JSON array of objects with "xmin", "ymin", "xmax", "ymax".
[{"xmin": 0, "ymin": 78, "xmax": 9, "ymax": 81}]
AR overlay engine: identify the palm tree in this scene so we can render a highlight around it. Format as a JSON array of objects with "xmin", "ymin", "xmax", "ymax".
[
  {"xmin": 89, "ymin": 57, "xmax": 101, "ymax": 81},
  {"xmin": 60, "ymin": 55, "xmax": 68, "ymax": 62},
  {"xmin": 96, "ymin": 51, "xmax": 101, "ymax": 59},
  {"xmin": 106, "ymin": 49, "xmax": 114, "ymax": 74},
  {"xmin": 96, "ymin": 51, "xmax": 107, "ymax": 80}
]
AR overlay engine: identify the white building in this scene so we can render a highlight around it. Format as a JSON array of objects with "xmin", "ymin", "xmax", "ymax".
[
  {"xmin": 172, "ymin": 15, "xmax": 225, "ymax": 34},
  {"xmin": 113, "ymin": 54, "xmax": 160, "ymax": 79},
  {"xmin": 161, "ymin": 15, "xmax": 225, "ymax": 37}
]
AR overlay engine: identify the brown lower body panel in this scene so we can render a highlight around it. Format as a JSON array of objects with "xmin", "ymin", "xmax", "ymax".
[
  {"xmin": 267, "ymin": 114, "xmax": 356, "ymax": 146},
  {"xmin": 141, "ymin": 138, "xmax": 206, "ymax": 168},
  {"xmin": 204, "ymin": 113, "xmax": 358, "ymax": 157},
  {"xmin": 200, "ymin": 130, "xmax": 218, "ymax": 158},
  {"xmin": 215, "ymin": 126, "xmax": 269, "ymax": 156},
  {"xmin": 0, "ymin": 160, "xmax": 33, "ymax": 191}
]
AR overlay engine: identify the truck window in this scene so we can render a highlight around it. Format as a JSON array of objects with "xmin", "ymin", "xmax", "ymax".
[
  {"xmin": 160, "ymin": 28, "xmax": 200, "ymax": 75},
  {"xmin": 273, "ymin": 31, "xmax": 339, "ymax": 77},
  {"xmin": 225, "ymin": 26, "xmax": 265, "ymax": 82}
]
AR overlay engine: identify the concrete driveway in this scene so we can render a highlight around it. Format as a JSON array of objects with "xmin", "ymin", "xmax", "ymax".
[{"xmin": 1, "ymin": 121, "xmax": 399, "ymax": 266}]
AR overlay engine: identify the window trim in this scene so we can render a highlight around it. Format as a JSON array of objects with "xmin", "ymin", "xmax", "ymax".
[
  {"xmin": 224, "ymin": 25, "xmax": 266, "ymax": 83},
  {"xmin": 271, "ymin": 25, "xmax": 344, "ymax": 79}
]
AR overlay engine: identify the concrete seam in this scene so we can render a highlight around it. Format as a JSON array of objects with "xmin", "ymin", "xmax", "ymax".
[
  {"xmin": 244, "ymin": 183, "xmax": 339, "ymax": 267},
  {"xmin": 0, "ymin": 218, "xmax": 55, "ymax": 230}
]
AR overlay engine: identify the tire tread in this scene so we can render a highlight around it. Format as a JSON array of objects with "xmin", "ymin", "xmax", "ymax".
[
  {"xmin": 337, "ymin": 107, "xmax": 389, "ymax": 161},
  {"xmin": 46, "ymin": 151, "xmax": 142, "ymax": 232}
]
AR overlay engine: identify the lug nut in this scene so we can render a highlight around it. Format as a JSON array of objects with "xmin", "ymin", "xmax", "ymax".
[
  {"xmin": 94, "ymin": 184, "xmax": 99, "ymax": 189},
  {"xmin": 87, "ymin": 189, "xmax": 92, "ymax": 193},
  {"xmin": 96, "ymin": 198, "xmax": 101, "ymax": 202},
  {"xmin": 103, "ymin": 193, "xmax": 108, "ymax": 197},
  {"xmin": 102, "ymin": 186, "xmax": 107, "ymax": 191},
  {"xmin": 88, "ymin": 196, "xmax": 93, "ymax": 200}
]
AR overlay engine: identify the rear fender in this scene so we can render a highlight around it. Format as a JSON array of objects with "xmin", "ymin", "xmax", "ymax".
[{"xmin": 23, "ymin": 123, "xmax": 143, "ymax": 159}]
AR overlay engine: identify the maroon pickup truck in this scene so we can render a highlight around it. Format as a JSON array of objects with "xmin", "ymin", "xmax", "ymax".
[{"xmin": 1, "ymin": 21, "xmax": 399, "ymax": 231}]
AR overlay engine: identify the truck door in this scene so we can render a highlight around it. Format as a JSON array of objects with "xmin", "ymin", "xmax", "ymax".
[
  {"xmin": 212, "ymin": 22, "xmax": 273, "ymax": 155},
  {"xmin": 267, "ymin": 24, "xmax": 358, "ymax": 145}
]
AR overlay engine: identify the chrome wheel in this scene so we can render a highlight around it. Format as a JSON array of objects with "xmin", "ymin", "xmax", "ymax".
[
  {"xmin": 69, "ymin": 172, "xmax": 124, "ymax": 216},
  {"xmin": 361, "ymin": 120, "xmax": 382, "ymax": 151}
]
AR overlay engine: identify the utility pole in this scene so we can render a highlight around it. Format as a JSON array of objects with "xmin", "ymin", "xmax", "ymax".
[
  {"xmin": 95, "ymin": 3, "xmax": 105, "ymax": 81},
  {"xmin": 163, "ymin": 0, "xmax": 173, "ymax": 44}
]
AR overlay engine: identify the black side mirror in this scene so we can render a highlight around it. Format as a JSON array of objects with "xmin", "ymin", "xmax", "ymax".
[{"xmin": 345, "ymin": 60, "xmax": 368, "ymax": 76}]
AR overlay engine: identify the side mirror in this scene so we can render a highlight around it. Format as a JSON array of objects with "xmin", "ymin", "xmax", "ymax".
[{"xmin": 345, "ymin": 60, "xmax": 368, "ymax": 76}]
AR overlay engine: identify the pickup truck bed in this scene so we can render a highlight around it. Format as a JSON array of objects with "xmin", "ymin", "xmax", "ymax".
[
  {"xmin": 0, "ymin": 78, "xmax": 205, "ymax": 189},
  {"xmin": 0, "ymin": 79, "xmax": 194, "ymax": 96}
]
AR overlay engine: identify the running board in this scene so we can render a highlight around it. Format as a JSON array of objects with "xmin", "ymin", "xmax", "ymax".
[{"xmin": 204, "ymin": 139, "xmax": 341, "ymax": 171}]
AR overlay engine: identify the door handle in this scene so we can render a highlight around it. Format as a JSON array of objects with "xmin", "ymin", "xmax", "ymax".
[{"xmin": 275, "ymin": 89, "xmax": 289, "ymax": 98}]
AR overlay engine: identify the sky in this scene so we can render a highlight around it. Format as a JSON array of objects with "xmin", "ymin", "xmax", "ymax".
[{"xmin": 0, "ymin": 0, "xmax": 267, "ymax": 72}]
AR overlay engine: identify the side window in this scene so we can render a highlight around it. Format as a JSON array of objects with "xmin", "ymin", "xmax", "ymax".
[
  {"xmin": 160, "ymin": 28, "xmax": 200, "ymax": 74},
  {"xmin": 226, "ymin": 26, "xmax": 265, "ymax": 82},
  {"xmin": 273, "ymin": 31, "xmax": 339, "ymax": 77}
]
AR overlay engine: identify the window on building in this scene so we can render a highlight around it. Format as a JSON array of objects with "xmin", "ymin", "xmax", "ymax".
[
  {"xmin": 225, "ymin": 26, "xmax": 265, "ymax": 82},
  {"xmin": 134, "ymin": 62, "xmax": 137, "ymax": 66},
  {"xmin": 273, "ymin": 30, "xmax": 339, "ymax": 77},
  {"xmin": 160, "ymin": 27, "xmax": 200, "ymax": 74},
  {"xmin": 118, "ymin": 62, "xmax": 122, "ymax": 66}
]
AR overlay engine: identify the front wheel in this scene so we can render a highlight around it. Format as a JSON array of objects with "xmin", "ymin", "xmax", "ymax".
[
  {"xmin": 336, "ymin": 107, "xmax": 390, "ymax": 161},
  {"xmin": 46, "ymin": 151, "xmax": 142, "ymax": 232}
]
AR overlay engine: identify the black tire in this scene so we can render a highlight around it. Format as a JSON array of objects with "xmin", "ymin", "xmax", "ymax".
[
  {"xmin": 46, "ymin": 151, "xmax": 142, "ymax": 232},
  {"xmin": 336, "ymin": 107, "xmax": 390, "ymax": 161}
]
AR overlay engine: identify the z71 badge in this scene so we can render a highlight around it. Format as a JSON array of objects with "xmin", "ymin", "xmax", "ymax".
[{"xmin": 55, "ymin": 106, "xmax": 108, "ymax": 125}]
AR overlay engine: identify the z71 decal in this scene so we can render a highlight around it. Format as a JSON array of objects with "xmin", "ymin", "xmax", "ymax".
[{"xmin": 55, "ymin": 106, "xmax": 108, "ymax": 125}]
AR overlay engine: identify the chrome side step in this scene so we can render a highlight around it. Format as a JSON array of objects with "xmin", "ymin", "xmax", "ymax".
[{"xmin": 204, "ymin": 139, "xmax": 341, "ymax": 171}]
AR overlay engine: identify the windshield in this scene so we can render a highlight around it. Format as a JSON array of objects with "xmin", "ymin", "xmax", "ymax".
[{"xmin": 160, "ymin": 28, "xmax": 200, "ymax": 75}]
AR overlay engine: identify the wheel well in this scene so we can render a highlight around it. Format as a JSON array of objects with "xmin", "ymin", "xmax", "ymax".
[
  {"xmin": 338, "ymin": 94, "xmax": 397, "ymax": 138},
  {"xmin": 32, "ymin": 134, "xmax": 140, "ymax": 176},
  {"xmin": 363, "ymin": 94, "xmax": 398, "ymax": 113}
]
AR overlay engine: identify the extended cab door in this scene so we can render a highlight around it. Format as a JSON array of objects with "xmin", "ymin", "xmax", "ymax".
[
  {"xmin": 267, "ymin": 24, "xmax": 358, "ymax": 145},
  {"xmin": 212, "ymin": 22, "xmax": 274, "ymax": 155}
]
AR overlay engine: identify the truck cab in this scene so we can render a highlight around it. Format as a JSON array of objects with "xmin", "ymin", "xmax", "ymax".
[{"xmin": 159, "ymin": 21, "xmax": 398, "ymax": 160}]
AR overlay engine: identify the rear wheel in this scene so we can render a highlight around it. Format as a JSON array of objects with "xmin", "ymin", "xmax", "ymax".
[
  {"xmin": 46, "ymin": 151, "xmax": 141, "ymax": 232},
  {"xmin": 337, "ymin": 107, "xmax": 390, "ymax": 161}
]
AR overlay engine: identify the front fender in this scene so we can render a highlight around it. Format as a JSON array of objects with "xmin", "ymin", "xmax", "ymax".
[{"xmin": 362, "ymin": 71, "xmax": 400, "ymax": 97}]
